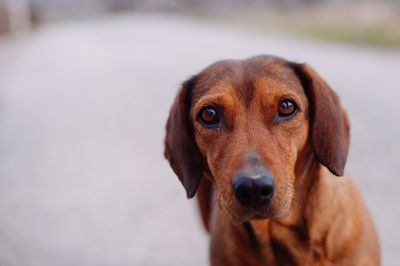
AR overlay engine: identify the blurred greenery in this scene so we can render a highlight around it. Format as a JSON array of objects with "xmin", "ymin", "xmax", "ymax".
[
  {"xmin": 185, "ymin": 2, "xmax": 400, "ymax": 48},
  {"xmin": 290, "ymin": 26, "xmax": 400, "ymax": 47}
]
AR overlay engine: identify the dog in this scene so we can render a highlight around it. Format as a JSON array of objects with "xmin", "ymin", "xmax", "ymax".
[{"xmin": 164, "ymin": 55, "xmax": 380, "ymax": 265}]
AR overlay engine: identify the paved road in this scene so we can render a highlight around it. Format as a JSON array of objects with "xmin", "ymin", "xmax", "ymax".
[{"xmin": 0, "ymin": 14, "xmax": 399, "ymax": 265}]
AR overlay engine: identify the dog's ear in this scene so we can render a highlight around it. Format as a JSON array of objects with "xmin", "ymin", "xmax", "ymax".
[
  {"xmin": 294, "ymin": 64, "xmax": 350, "ymax": 176},
  {"xmin": 164, "ymin": 76, "xmax": 203, "ymax": 198}
]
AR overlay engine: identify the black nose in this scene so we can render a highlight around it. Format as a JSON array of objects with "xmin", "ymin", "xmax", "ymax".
[{"xmin": 233, "ymin": 173, "xmax": 275, "ymax": 209}]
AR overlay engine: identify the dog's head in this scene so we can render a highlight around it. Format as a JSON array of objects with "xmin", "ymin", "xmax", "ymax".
[{"xmin": 164, "ymin": 55, "xmax": 350, "ymax": 224}]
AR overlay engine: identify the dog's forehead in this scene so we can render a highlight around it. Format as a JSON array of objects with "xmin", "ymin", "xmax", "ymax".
[{"xmin": 191, "ymin": 56, "xmax": 305, "ymax": 105}]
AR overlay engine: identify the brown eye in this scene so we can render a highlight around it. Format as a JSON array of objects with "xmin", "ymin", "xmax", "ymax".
[
  {"xmin": 198, "ymin": 107, "xmax": 220, "ymax": 127},
  {"xmin": 278, "ymin": 100, "xmax": 296, "ymax": 117}
]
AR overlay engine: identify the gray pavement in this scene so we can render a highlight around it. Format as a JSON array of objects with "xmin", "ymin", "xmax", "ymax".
[{"xmin": 0, "ymin": 14, "xmax": 399, "ymax": 265}]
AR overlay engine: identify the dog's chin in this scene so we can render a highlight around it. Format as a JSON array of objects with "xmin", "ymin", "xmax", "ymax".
[{"xmin": 223, "ymin": 201, "xmax": 291, "ymax": 225}]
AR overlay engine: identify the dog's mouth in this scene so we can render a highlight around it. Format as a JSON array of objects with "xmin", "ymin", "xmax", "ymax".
[
  {"xmin": 248, "ymin": 206, "xmax": 278, "ymax": 220},
  {"xmin": 221, "ymin": 191, "xmax": 292, "ymax": 224},
  {"xmin": 224, "ymin": 203, "xmax": 277, "ymax": 224},
  {"xmin": 253, "ymin": 213, "xmax": 270, "ymax": 220}
]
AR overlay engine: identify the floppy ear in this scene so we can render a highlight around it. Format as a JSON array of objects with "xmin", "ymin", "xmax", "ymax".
[
  {"xmin": 164, "ymin": 76, "xmax": 203, "ymax": 198},
  {"xmin": 294, "ymin": 64, "xmax": 350, "ymax": 176}
]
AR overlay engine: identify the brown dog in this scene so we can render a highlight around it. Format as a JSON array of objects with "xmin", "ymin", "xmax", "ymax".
[{"xmin": 164, "ymin": 55, "xmax": 380, "ymax": 265}]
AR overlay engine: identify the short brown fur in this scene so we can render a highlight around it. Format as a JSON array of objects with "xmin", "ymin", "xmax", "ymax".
[{"xmin": 164, "ymin": 55, "xmax": 380, "ymax": 265}]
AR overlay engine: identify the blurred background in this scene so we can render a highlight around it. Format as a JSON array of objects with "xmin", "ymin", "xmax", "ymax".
[{"xmin": 0, "ymin": 0, "xmax": 399, "ymax": 265}]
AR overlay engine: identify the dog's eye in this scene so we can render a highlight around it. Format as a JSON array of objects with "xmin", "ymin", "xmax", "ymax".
[
  {"xmin": 198, "ymin": 107, "xmax": 220, "ymax": 126},
  {"xmin": 278, "ymin": 100, "xmax": 296, "ymax": 117}
]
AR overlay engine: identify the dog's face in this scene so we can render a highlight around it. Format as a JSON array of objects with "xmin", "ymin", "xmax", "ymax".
[
  {"xmin": 190, "ymin": 57, "xmax": 310, "ymax": 222},
  {"xmin": 165, "ymin": 55, "xmax": 349, "ymax": 224}
]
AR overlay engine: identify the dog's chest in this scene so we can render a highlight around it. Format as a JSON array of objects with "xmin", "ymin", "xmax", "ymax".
[{"xmin": 251, "ymin": 221, "xmax": 332, "ymax": 266}]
